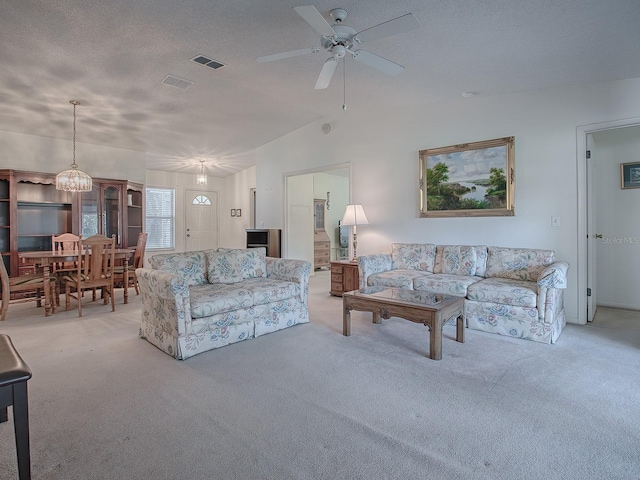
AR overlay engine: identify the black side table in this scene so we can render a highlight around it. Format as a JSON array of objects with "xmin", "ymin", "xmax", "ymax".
[{"xmin": 0, "ymin": 334, "xmax": 32, "ymax": 480}]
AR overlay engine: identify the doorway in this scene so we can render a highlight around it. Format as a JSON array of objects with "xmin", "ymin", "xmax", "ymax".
[
  {"xmin": 185, "ymin": 189, "xmax": 219, "ymax": 251},
  {"xmin": 284, "ymin": 165, "xmax": 350, "ymax": 266},
  {"xmin": 578, "ymin": 117, "xmax": 640, "ymax": 323}
]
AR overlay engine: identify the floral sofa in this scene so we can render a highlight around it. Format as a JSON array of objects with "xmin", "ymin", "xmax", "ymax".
[
  {"xmin": 136, "ymin": 248, "xmax": 311, "ymax": 359},
  {"xmin": 358, "ymin": 243, "xmax": 569, "ymax": 344}
]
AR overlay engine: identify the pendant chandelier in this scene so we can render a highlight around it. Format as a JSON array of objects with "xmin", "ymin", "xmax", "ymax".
[
  {"xmin": 196, "ymin": 160, "xmax": 207, "ymax": 185},
  {"xmin": 56, "ymin": 100, "xmax": 92, "ymax": 192}
]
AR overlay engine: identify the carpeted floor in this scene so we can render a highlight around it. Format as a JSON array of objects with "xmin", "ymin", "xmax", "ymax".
[{"xmin": 1, "ymin": 270, "xmax": 639, "ymax": 479}]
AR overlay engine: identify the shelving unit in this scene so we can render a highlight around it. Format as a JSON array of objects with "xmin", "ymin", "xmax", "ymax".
[
  {"xmin": 0, "ymin": 174, "xmax": 10, "ymax": 275},
  {"xmin": 126, "ymin": 183, "xmax": 144, "ymax": 248}
]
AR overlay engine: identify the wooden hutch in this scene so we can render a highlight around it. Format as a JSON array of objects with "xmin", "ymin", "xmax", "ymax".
[{"xmin": 0, "ymin": 169, "xmax": 143, "ymax": 276}]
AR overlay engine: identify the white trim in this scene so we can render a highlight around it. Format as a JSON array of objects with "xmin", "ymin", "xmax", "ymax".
[{"xmin": 576, "ymin": 116, "xmax": 640, "ymax": 325}]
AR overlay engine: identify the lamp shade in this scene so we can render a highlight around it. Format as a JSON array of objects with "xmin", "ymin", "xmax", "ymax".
[{"xmin": 341, "ymin": 204, "xmax": 369, "ymax": 226}]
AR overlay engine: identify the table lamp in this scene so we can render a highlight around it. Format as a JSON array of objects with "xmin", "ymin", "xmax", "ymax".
[{"xmin": 340, "ymin": 204, "xmax": 369, "ymax": 261}]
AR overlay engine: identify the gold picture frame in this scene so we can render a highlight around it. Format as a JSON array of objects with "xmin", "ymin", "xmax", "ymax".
[
  {"xmin": 419, "ymin": 136, "xmax": 515, "ymax": 218},
  {"xmin": 620, "ymin": 162, "xmax": 640, "ymax": 189}
]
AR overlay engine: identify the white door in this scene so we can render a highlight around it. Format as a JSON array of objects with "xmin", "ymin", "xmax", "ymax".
[
  {"xmin": 286, "ymin": 174, "xmax": 314, "ymax": 264},
  {"xmin": 185, "ymin": 189, "xmax": 218, "ymax": 251}
]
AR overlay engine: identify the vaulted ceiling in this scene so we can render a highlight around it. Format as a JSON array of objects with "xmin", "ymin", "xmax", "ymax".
[{"xmin": 2, "ymin": 0, "xmax": 640, "ymax": 176}]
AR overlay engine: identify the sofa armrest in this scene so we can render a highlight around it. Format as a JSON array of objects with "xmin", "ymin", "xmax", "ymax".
[
  {"xmin": 266, "ymin": 258, "xmax": 312, "ymax": 305},
  {"xmin": 357, "ymin": 254, "xmax": 392, "ymax": 289},
  {"xmin": 136, "ymin": 268, "xmax": 192, "ymax": 336},
  {"xmin": 537, "ymin": 261, "xmax": 569, "ymax": 289}
]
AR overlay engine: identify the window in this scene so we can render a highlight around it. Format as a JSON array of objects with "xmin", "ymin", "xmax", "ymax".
[{"xmin": 145, "ymin": 187, "xmax": 175, "ymax": 250}]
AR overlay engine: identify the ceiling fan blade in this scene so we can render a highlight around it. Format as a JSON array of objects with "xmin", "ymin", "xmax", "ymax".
[
  {"xmin": 314, "ymin": 57, "xmax": 339, "ymax": 89},
  {"xmin": 350, "ymin": 50, "xmax": 405, "ymax": 76},
  {"xmin": 257, "ymin": 47, "xmax": 320, "ymax": 63},
  {"xmin": 294, "ymin": 6, "xmax": 336, "ymax": 37},
  {"xmin": 354, "ymin": 13, "xmax": 420, "ymax": 44}
]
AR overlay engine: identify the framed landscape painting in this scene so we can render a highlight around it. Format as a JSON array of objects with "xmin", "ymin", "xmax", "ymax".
[
  {"xmin": 419, "ymin": 137, "xmax": 515, "ymax": 217},
  {"xmin": 620, "ymin": 162, "xmax": 640, "ymax": 189}
]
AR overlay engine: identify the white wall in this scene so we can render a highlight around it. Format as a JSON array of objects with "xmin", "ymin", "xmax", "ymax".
[
  {"xmin": 313, "ymin": 173, "xmax": 349, "ymax": 254},
  {"xmin": 253, "ymin": 77, "xmax": 640, "ymax": 324},
  {"xmin": 145, "ymin": 169, "xmax": 226, "ymax": 262},
  {"xmin": 222, "ymin": 165, "xmax": 256, "ymax": 248},
  {"xmin": 0, "ymin": 130, "xmax": 146, "ymax": 183},
  {"xmin": 592, "ymin": 126, "xmax": 640, "ymax": 309}
]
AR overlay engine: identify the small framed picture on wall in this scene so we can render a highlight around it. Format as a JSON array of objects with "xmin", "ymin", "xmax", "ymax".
[
  {"xmin": 236, "ymin": 209, "xmax": 242, "ymax": 217},
  {"xmin": 231, "ymin": 209, "xmax": 236, "ymax": 217},
  {"xmin": 621, "ymin": 162, "xmax": 640, "ymax": 189}
]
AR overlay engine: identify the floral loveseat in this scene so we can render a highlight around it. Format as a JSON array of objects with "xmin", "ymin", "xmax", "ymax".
[
  {"xmin": 358, "ymin": 243, "xmax": 569, "ymax": 344},
  {"xmin": 136, "ymin": 248, "xmax": 311, "ymax": 359}
]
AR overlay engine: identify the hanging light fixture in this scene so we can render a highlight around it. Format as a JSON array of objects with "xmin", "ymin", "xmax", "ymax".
[
  {"xmin": 196, "ymin": 160, "xmax": 207, "ymax": 185},
  {"xmin": 56, "ymin": 100, "xmax": 92, "ymax": 192}
]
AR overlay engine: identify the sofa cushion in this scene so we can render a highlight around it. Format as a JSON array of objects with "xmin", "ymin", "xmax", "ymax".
[
  {"xmin": 485, "ymin": 247, "xmax": 555, "ymax": 282},
  {"xmin": 434, "ymin": 245, "xmax": 478, "ymax": 276},
  {"xmin": 240, "ymin": 277, "xmax": 301, "ymax": 306},
  {"xmin": 149, "ymin": 251, "xmax": 207, "ymax": 286},
  {"xmin": 414, "ymin": 273, "xmax": 483, "ymax": 297},
  {"xmin": 189, "ymin": 283, "xmax": 255, "ymax": 318},
  {"xmin": 467, "ymin": 277, "xmax": 538, "ymax": 308},
  {"xmin": 207, "ymin": 248, "xmax": 267, "ymax": 284},
  {"xmin": 367, "ymin": 270, "xmax": 431, "ymax": 289},
  {"xmin": 391, "ymin": 243, "xmax": 436, "ymax": 272}
]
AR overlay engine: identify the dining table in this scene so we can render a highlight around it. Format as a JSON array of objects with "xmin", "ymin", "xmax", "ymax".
[{"xmin": 18, "ymin": 248, "xmax": 136, "ymax": 307}]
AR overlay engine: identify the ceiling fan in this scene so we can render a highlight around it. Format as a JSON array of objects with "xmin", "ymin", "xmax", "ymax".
[{"xmin": 257, "ymin": 6, "xmax": 420, "ymax": 90}]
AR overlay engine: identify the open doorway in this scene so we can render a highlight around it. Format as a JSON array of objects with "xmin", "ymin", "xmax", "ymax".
[
  {"xmin": 577, "ymin": 117, "xmax": 640, "ymax": 324},
  {"xmin": 284, "ymin": 165, "xmax": 350, "ymax": 269}
]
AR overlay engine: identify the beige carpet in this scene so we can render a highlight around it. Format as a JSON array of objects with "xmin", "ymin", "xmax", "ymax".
[{"xmin": 1, "ymin": 271, "xmax": 639, "ymax": 479}]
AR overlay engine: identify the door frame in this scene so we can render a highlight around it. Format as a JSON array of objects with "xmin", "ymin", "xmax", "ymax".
[
  {"xmin": 183, "ymin": 188, "xmax": 220, "ymax": 250},
  {"xmin": 576, "ymin": 116, "xmax": 640, "ymax": 324},
  {"xmin": 283, "ymin": 163, "xmax": 351, "ymax": 260}
]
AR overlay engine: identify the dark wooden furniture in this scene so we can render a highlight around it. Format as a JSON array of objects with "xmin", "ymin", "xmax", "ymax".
[
  {"xmin": 0, "ymin": 170, "xmax": 143, "ymax": 277},
  {"xmin": 329, "ymin": 260, "xmax": 359, "ymax": 296},
  {"xmin": 0, "ymin": 334, "xmax": 32, "ymax": 480},
  {"xmin": 64, "ymin": 234, "xmax": 116, "ymax": 317},
  {"xmin": 246, "ymin": 229, "xmax": 281, "ymax": 257},
  {"xmin": 313, "ymin": 199, "xmax": 330, "ymax": 269},
  {"xmin": 1, "ymin": 250, "xmax": 56, "ymax": 321},
  {"xmin": 342, "ymin": 287, "xmax": 465, "ymax": 360},
  {"xmin": 114, "ymin": 232, "xmax": 147, "ymax": 296}
]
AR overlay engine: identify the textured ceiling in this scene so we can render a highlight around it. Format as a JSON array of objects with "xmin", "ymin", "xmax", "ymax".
[{"xmin": 1, "ymin": 0, "xmax": 640, "ymax": 177}]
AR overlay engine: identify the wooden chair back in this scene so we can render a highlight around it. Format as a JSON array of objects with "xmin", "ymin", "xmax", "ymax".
[
  {"xmin": 78, "ymin": 235, "xmax": 115, "ymax": 282},
  {"xmin": 132, "ymin": 232, "xmax": 148, "ymax": 269},
  {"xmin": 51, "ymin": 233, "xmax": 81, "ymax": 271}
]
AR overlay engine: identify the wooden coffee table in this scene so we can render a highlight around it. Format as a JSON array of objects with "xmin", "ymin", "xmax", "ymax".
[{"xmin": 342, "ymin": 286, "xmax": 465, "ymax": 360}]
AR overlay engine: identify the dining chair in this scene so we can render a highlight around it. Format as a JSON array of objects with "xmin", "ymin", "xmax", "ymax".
[
  {"xmin": 64, "ymin": 234, "xmax": 116, "ymax": 317},
  {"xmin": 1, "ymin": 258, "xmax": 56, "ymax": 321},
  {"xmin": 51, "ymin": 233, "xmax": 81, "ymax": 305},
  {"xmin": 113, "ymin": 232, "xmax": 147, "ymax": 297}
]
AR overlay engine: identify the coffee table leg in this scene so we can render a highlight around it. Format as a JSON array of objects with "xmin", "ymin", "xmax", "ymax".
[
  {"xmin": 372, "ymin": 312, "xmax": 381, "ymax": 324},
  {"xmin": 456, "ymin": 314, "xmax": 465, "ymax": 343},
  {"xmin": 343, "ymin": 306, "xmax": 351, "ymax": 336},
  {"xmin": 429, "ymin": 323, "xmax": 442, "ymax": 360}
]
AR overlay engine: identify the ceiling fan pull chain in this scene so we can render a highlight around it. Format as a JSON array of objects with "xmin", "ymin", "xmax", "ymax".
[{"xmin": 343, "ymin": 56, "xmax": 347, "ymax": 111}]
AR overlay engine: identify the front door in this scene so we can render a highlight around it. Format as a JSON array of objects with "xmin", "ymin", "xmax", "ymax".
[{"xmin": 185, "ymin": 189, "xmax": 218, "ymax": 251}]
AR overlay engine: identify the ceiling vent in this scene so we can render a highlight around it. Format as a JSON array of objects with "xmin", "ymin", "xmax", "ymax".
[
  {"xmin": 192, "ymin": 55, "xmax": 225, "ymax": 70},
  {"xmin": 161, "ymin": 75, "xmax": 193, "ymax": 90}
]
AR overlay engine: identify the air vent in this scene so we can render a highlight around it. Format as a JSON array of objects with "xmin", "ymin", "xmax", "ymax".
[
  {"xmin": 191, "ymin": 55, "xmax": 225, "ymax": 70},
  {"xmin": 161, "ymin": 75, "xmax": 193, "ymax": 90}
]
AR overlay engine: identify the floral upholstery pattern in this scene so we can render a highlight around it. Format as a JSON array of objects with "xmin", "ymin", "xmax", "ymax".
[
  {"xmin": 207, "ymin": 248, "xmax": 267, "ymax": 284},
  {"xmin": 357, "ymin": 243, "xmax": 569, "ymax": 345},
  {"xmin": 367, "ymin": 269, "xmax": 431, "ymax": 289},
  {"xmin": 485, "ymin": 247, "xmax": 555, "ymax": 282},
  {"xmin": 189, "ymin": 283, "xmax": 254, "ymax": 318},
  {"xmin": 467, "ymin": 277, "xmax": 538, "ymax": 308},
  {"xmin": 414, "ymin": 274, "xmax": 483, "ymax": 297},
  {"xmin": 391, "ymin": 243, "xmax": 436, "ymax": 272},
  {"xmin": 148, "ymin": 251, "xmax": 208, "ymax": 286},
  {"xmin": 434, "ymin": 245, "xmax": 478, "ymax": 276},
  {"xmin": 138, "ymin": 248, "xmax": 311, "ymax": 359}
]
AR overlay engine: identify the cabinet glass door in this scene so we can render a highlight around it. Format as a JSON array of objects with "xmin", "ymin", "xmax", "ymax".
[
  {"xmin": 103, "ymin": 186, "xmax": 120, "ymax": 243},
  {"xmin": 81, "ymin": 186, "xmax": 100, "ymax": 238},
  {"xmin": 314, "ymin": 200, "xmax": 325, "ymax": 231}
]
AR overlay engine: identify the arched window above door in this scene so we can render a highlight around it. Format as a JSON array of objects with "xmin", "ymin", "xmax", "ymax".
[{"xmin": 193, "ymin": 195, "xmax": 211, "ymax": 205}]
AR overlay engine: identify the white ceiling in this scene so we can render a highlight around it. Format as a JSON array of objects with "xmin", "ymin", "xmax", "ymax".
[{"xmin": 2, "ymin": 0, "xmax": 640, "ymax": 177}]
